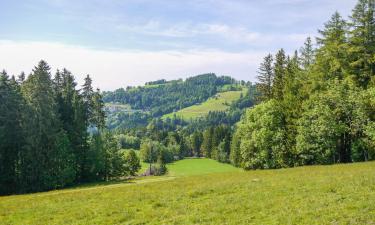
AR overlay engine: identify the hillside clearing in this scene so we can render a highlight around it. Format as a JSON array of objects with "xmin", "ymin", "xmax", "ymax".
[
  {"xmin": 1, "ymin": 161, "xmax": 374, "ymax": 224},
  {"xmin": 162, "ymin": 88, "xmax": 247, "ymax": 120}
]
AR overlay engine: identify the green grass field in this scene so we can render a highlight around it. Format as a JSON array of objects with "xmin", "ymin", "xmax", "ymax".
[
  {"xmin": 162, "ymin": 88, "xmax": 247, "ymax": 120},
  {"xmin": 1, "ymin": 160, "xmax": 375, "ymax": 224},
  {"xmin": 167, "ymin": 158, "xmax": 241, "ymax": 176}
]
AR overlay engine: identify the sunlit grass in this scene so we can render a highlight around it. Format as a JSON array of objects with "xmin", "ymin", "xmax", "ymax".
[{"xmin": 1, "ymin": 161, "xmax": 374, "ymax": 224}]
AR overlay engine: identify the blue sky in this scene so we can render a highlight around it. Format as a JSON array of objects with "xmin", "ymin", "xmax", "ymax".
[{"xmin": 0, "ymin": 0, "xmax": 358, "ymax": 90}]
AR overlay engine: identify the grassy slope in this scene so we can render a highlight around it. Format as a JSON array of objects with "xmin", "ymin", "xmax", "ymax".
[
  {"xmin": 167, "ymin": 158, "xmax": 241, "ymax": 176},
  {"xmin": 1, "ymin": 161, "xmax": 375, "ymax": 224},
  {"xmin": 162, "ymin": 88, "xmax": 247, "ymax": 120}
]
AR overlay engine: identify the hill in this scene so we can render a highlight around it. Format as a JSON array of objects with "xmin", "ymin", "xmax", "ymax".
[
  {"xmin": 1, "ymin": 161, "xmax": 374, "ymax": 224},
  {"xmin": 103, "ymin": 74, "xmax": 253, "ymax": 129},
  {"xmin": 162, "ymin": 88, "xmax": 247, "ymax": 120},
  {"xmin": 103, "ymin": 73, "xmax": 236, "ymax": 117}
]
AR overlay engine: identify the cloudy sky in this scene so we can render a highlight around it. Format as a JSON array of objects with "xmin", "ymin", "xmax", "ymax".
[{"xmin": 0, "ymin": 0, "xmax": 357, "ymax": 90}]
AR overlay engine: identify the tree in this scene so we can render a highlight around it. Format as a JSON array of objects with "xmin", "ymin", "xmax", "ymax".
[
  {"xmin": 140, "ymin": 140, "xmax": 159, "ymax": 172},
  {"xmin": 348, "ymin": 0, "xmax": 375, "ymax": 87},
  {"xmin": 272, "ymin": 49, "xmax": 287, "ymax": 100},
  {"xmin": 0, "ymin": 71, "xmax": 25, "ymax": 194},
  {"xmin": 81, "ymin": 75, "xmax": 94, "ymax": 127},
  {"xmin": 201, "ymin": 127, "xmax": 214, "ymax": 158},
  {"xmin": 101, "ymin": 131, "xmax": 127, "ymax": 181},
  {"xmin": 92, "ymin": 89, "xmax": 106, "ymax": 130},
  {"xmin": 230, "ymin": 130, "xmax": 242, "ymax": 167},
  {"xmin": 20, "ymin": 60, "xmax": 68, "ymax": 192},
  {"xmin": 256, "ymin": 54, "xmax": 274, "ymax": 101},
  {"xmin": 191, "ymin": 131, "xmax": 203, "ymax": 157},
  {"xmin": 124, "ymin": 150, "xmax": 141, "ymax": 176},
  {"xmin": 299, "ymin": 37, "xmax": 315, "ymax": 70},
  {"xmin": 296, "ymin": 80, "xmax": 359, "ymax": 164},
  {"xmin": 154, "ymin": 155, "xmax": 167, "ymax": 176},
  {"xmin": 233, "ymin": 100, "xmax": 286, "ymax": 169},
  {"xmin": 315, "ymin": 12, "xmax": 349, "ymax": 81}
]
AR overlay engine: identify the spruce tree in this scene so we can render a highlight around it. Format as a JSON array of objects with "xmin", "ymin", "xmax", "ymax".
[
  {"xmin": 299, "ymin": 37, "xmax": 315, "ymax": 69},
  {"xmin": 201, "ymin": 127, "xmax": 214, "ymax": 158},
  {"xmin": 348, "ymin": 0, "xmax": 375, "ymax": 87},
  {"xmin": 0, "ymin": 71, "xmax": 25, "ymax": 194},
  {"xmin": 316, "ymin": 12, "xmax": 349, "ymax": 81},
  {"xmin": 20, "ymin": 60, "xmax": 71, "ymax": 191},
  {"xmin": 272, "ymin": 49, "xmax": 287, "ymax": 100},
  {"xmin": 256, "ymin": 54, "xmax": 274, "ymax": 101}
]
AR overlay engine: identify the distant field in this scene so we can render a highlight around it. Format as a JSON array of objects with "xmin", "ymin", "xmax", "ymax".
[
  {"xmin": 162, "ymin": 88, "xmax": 247, "ymax": 120},
  {"xmin": 1, "ymin": 161, "xmax": 375, "ymax": 224},
  {"xmin": 167, "ymin": 158, "xmax": 241, "ymax": 176}
]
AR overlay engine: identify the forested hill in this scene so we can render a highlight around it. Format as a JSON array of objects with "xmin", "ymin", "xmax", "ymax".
[{"xmin": 103, "ymin": 73, "xmax": 241, "ymax": 117}]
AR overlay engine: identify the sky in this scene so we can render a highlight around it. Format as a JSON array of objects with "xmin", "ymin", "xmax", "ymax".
[{"xmin": 0, "ymin": 0, "xmax": 358, "ymax": 90}]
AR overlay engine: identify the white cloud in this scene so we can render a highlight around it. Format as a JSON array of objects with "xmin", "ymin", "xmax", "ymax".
[{"xmin": 0, "ymin": 40, "xmax": 265, "ymax": 90}]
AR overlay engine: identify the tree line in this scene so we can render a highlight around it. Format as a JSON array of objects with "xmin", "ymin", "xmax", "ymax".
[
  {"xmin": 231, "ymin": 0, "xmax": 375, "ymax": 169},
  {"xmin": 0, "ymin": 61, "xmax": 140, "ymax": 195}
]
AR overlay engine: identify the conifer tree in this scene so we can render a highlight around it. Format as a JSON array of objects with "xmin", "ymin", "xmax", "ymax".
[
  {"xmin": 0, "ymin": 71, "xmax": 25, "ymax": 194},
  {"xmin": 201, "ymin": 127, "xmax": 214, "ymax": 158},
  {"xmin": 316, "ymin": 12, "xmax": 349, "ymax": 81},
  {"xmin": 20, "ymin": 60, "xmax": 72, "ymax": 191},
  {"xmin": 256, "ymin": 54, "xmax": 274, "ymax": 101},
  {"xmin": 272, "ymin": 49, "xmax": 287, "ymax": 100},
  {"xmin": 348, "ymin": 0, "xmax": 375, "ymax": 87},
  {"xmin": 299, "ymin": 37, "xmax": 315, "ymax": 70}
]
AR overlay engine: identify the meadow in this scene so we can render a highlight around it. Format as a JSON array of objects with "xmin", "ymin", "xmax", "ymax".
[
  {"xmin": 162, "ymin": 88, "xmax": 247, "ymax": 120},
  {"xmin": 1, "ymin": 159, "xmax": 374, "ymax": 224}
]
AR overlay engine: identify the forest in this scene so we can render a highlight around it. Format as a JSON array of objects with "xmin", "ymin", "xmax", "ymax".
[{"xmin": 0, "ymin": 62, "xmax": 140, "ymax": 195}]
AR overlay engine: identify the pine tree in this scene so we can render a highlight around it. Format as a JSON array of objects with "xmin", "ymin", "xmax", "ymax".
[{"xmin": 256, "ymin": 54, "xmax": 274, "ymax": 101}]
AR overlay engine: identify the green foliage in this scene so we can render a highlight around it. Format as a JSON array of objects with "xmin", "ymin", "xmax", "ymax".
[
  {"xmin": 256, "ymin": 54, "xmax": 274, "ymax": 101},
  {"xmin": 299, "ymin": 37, "xmax": 315, "ymax": 69},
  {"xmin": 233, "ymin": 100, "xmax": 287, "ymax": 169},
  {"xmin": 272, "ymin": 49, "xmax": 287, "ymax": 100},
  {"xmin": 116, "ymin": 134, "xmax": 141, "ymax": 149},
  {"xmin": 0, "ymin": 61, "xmax": 126, "ymax": 195},
  {"xmin": 190, "ymin": 131, "xmax": 203, "ymax": 156},
  {"xmin": 124, "ymin": 150, "xmax": 141, "ymax": 176},
  {"xmin": 0, "ymin": 71, "xmax": 25, "ymax": 194},
  {"xmin": 348, "ymin": 0, "xmax": 375, "ymax": 87},
  {"xmin": 232, "ymin": 1, "xmax": 375, "ymax": 170},
  {"xmin": 154, "ymin": 156, "xmax": 167, "ymax": 176}
]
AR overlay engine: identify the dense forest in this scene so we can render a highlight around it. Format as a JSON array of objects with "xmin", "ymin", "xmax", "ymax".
[{"xmin": 0, "ymin": 62, "xmax": 140, "ymax": 195}]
